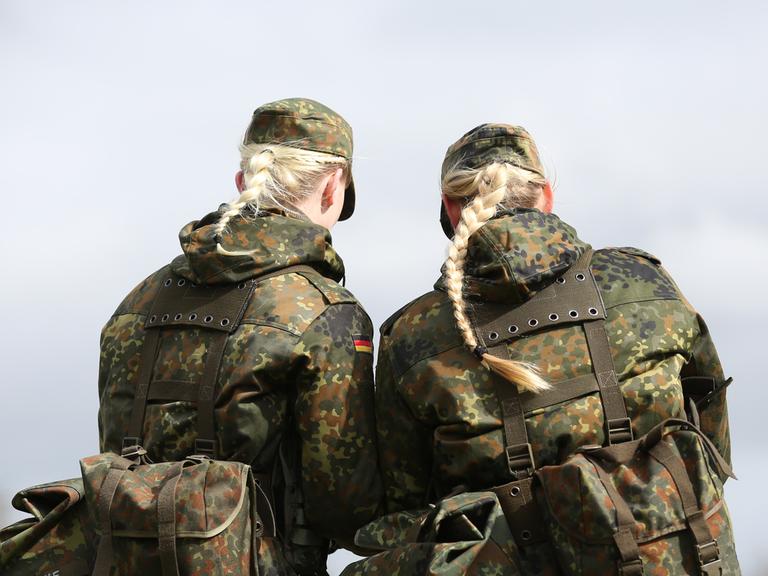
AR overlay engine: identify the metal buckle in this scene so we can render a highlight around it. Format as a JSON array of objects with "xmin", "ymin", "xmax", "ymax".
[
  {"xmin": 193, "ymin": 438, "xmax": 216, "ymax": 458},
  {"xmin": 618, "ymin": 558, "xmax": 643, "ymax": 576},
  {"xmin": 607, "ymin": 417, "xmax": 634, "ymax": 444},
  {"xmin": 505, "ymin": 443, "xmax": 535, "ymax": 478},
  {"xmin": 696, "ymin": 541, "xmax": 722, "ymax": 575},
  {"xmin": 121, "ymin": 437, "xmax": 142, "ymax": 457}
]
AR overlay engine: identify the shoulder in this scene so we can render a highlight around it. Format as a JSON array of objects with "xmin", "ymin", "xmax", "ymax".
[
  {"xmin": 380, "ymin": 289, "xmax": 463, "ymax": 379},
  {"xmin": 591, "ymin": 246, "xmax": 680, "ymax": 307},
  {"xmin": 111, "ymin": 265, "xmax": 173, "ymax": 317},
  {"xmin": 244, "ymin": 267, "xmax": 369, "ymax": 337}
]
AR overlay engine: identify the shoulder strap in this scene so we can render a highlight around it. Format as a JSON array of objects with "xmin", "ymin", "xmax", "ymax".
[{"xmin": 121, "ymin": 264, "xmax": 319, "ymax": 458}]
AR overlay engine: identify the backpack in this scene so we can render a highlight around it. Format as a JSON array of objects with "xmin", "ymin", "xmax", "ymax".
[
  {"xmin": 0, "ymin": 450, "xmax": 273, "ymax": 576},
  {"xmin": 468, "ymin": 248, "xmax": 740, "ymax": 575}
]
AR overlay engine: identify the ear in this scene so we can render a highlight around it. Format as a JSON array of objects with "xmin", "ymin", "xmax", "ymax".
[
  {"xmin": 541, "ymin": 181, "xmax": 554, "ymax": 213},
  {"xmin": 235, "ymin": 170, "xmax": 245, "ymax": 192},
  {"xmin": 441, "ymin": 194, "xmax": 464, "ymax": 229},
  {"xmin": 320, "ymin": 168, "xmax": 344, "ymax": 211}
]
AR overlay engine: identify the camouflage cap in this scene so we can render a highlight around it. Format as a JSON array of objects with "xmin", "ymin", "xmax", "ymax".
[
  {"xmin": 244, "ymin": 98, "xmax": 356, "ymax": 220},
  {"xmin": 439, "ymin": 123, "xmax": 544, "ymax": 237}
]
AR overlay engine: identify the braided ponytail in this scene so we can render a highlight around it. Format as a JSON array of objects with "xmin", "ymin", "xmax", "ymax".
[{"xmin": 442, "ymin": 163, "xmax": 550, "ymax": 393}]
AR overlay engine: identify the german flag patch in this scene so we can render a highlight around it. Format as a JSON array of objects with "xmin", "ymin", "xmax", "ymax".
[{"xmin": 353, "ymin": 335, "xmax": 373, "ymax": 354}]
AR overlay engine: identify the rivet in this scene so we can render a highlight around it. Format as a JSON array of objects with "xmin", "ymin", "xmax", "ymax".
[
  {"xmin": 203, "ymin": 315, "xmax": 213, "ymax": 323},
  {"xmin": 177, "ymin": 279, "xmax": 186, "ymax": 287},
  {"xmin": 575, "ymin": 273, "xmax": 586, "ymax": 282},
  {"xmin": 220, "ymin": 318, "xmax": 230, "ymax": 327},
  {"xmin": 163, "ymin": 279, "xmax": 172, "ymax": 287},
  {"xmin": 549, "ymin": 313, "xmax": 559, "ymax": 321},
  {"xmin": 589, "ymin": 307, "xmax": 599, "ymax": 316},
  {"xmin": 188, "ymin": 313, "xmax": 197, "ymax": 321},
  {"xmin": 510, "ymin": 486, "xmax": 521, "ymax": 497},
  {"xmin": 556, "ymin": 277, "xmax": 566, "ymax": 285},
  {"xmin": 149, "ymin": 315, "xmax": 157, "ymax": 323},
  {"xmin": 488, "ymin": 332, "xmax": 499, "ymax": 341},
  {"xmin": 161, "ymin": 314, "xmax": 170, "ymax": 322},
  {"xmin": 528, "ymin": 319, "xmax": 538, "ymax": 327},
  {"xmin": 521, "ymin": 529, "xmax": 532, "ymax": 541},
  {"xmin": 569, "ymin": 310, "xmax": 579, "ymax": 318},
  {"xmin": 174, "ymin": 313, "xmax": 182, "ymax": 321},
  {"xmin": 508, "ymin": 325, "xmax": 519, "ymax": 334},
  {"xmin": 238, "ymin": 282, "xmax": 247, "ymax": 290}
]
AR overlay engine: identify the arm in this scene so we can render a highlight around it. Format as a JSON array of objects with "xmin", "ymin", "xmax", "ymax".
[
  {"xmin": 293, "ymin": 303, "xmax": 382, "ymax": 548},
  {"xmin": 375, "ymin": 336, "xmax": 433, "ymax": 514}
]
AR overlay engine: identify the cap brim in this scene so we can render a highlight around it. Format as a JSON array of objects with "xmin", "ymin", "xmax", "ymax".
[
  {"xmin": 440, "ymin": 202, "xmax": 454, "ymax": 239},
  {"xmin": 339, "ymin": 175, "xmax": 355, "ymax": 221}
]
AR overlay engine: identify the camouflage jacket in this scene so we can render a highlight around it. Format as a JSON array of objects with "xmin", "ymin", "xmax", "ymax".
[
  {"xmin": 376, "ymin": 208, "xmax": 731, "ymax": 514},
  {"xmin": 98, "ymin": 208, "xmax": 382, "ymax": 571}
]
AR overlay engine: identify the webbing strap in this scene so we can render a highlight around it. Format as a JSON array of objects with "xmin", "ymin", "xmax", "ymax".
[
  {"xmin": 194, "ymin": 331, "xmax": 229, "ymax": 458},
  {"xmin": 157, "ymin": 463, "xmax": 184, "ymax": 576},
  {"xmin": 649, "ymin": 441, "xmax": 722, "ymax": 576},
  {"xmin": 92, "ymin": 459, "xmax": 133, "ymax": 576},
  {"xmin": 583, "ymin": 319, "xmax": 633, "ymax": 444},
  {"xmin": 591, "ymin": 460, "xmax": 643, "ymax": 576},
  {"xmin": 123, "ymin": 329, "xmax": 161, "ymax": 452}
]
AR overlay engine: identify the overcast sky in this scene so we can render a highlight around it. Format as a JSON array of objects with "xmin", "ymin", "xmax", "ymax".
[{"xmin": 1, "ymin": 1, "xmax": 766, "ymax": 573}]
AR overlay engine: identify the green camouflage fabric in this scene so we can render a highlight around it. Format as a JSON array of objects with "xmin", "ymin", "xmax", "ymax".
[
  {"xmin": 440, "ymin": 124, "xmax": 544, "ymax": 180},
  {"xmin": 244, "ymin": 98, "xmax": 356, "ymax": 221},
  {"xmin": 98, "ymin": 207, "xmax": 381, "ymax": 574},
  {"xmin": 0, "ymin": 479, "xmax": 94, "ymax": 576},
  {"xmin": 342, "ymin": 491, "xmax": 522, "ymax": 576},
  {"xmin": 371, "ymin": 208, "xmax": 735, "ymax": 574}
]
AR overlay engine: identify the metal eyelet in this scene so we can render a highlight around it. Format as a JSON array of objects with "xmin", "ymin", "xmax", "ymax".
[
  {"xmin": 575, "ymin": 273, "xmax": 586, "ymax": 282},
  {"xmin": 238, "ymin": 282, "xmax": 247, "ymax": 290},
  {"xmin": 188, "ymin": 313, "xmax": 198, "ymax": 321},
  {"xmin": 174, "ymin": 313, "xmax": 183, "ymax": 321},
  {"xmin": 520, "ymin": 529, "xmax": 532, "ymax": 541},
  {"xmin": 508, "ymin": 325, "xmax": 519, "ymax": 334},
  {"xmin": 556, "ymin": 277, "xmax": 566, "ymax": 285},
  {"xmin": 549, "ymin": 313, "xmax": 559, "ymax": 321},
  {"xmin": 161, "ymin": 314, "xmax": 170, "ymax": 322},
  {"xmin": 149, "ymin": 315, "xmax": 157, "ymax": 323},
  {"xmin": 569, "ymin": 310, "xmax": 579, "ymax": 318},
  {"xmin": 488, "ymin": 332, "xmax": 499, "ymax": 341},
  {"xmin": 510, "ymin": 486, "xmax": 521, "ymax": 497},
  {"xmin": 177, "ymin": 279, "xmax": 186, "ymax": 287},
  {"xmin": 528, "ymin": 319, "xmax": 538, "ymax": 327},
  {"xmin": 589, "ymin": 307, "xmax": 599, "ymax": 316},
  {"xmin": 203, "ymin": 315, "xmax": 213, "ymax": 323},
  {"xmin": 163, "ymin": 279, "xmax": 172, "ymax": 287},
  {"xmin": 220, "ymin": 318, "xmax": 230, "ymax": 327}
]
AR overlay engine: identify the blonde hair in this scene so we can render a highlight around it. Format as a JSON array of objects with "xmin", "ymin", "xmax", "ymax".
[
  {"xmin": 442, "ymin": 162, "xmax": 551, "ymax": 393},
  {"xmin": 215, "ymin": 143, "xmax": 349, "ymax": 256}
]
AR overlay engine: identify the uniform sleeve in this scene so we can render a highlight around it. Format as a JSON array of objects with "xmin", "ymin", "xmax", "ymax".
[
  {"xmin": 687, "ymin": 311, "xmax": 732, "ymax": 464},
  {"xmin": 292, "ymin": 303, "xmax": 383, "ymax": 549},
  {"xmin": 375, "ymin": 335, "xmax": 433, "ymax": 514}
]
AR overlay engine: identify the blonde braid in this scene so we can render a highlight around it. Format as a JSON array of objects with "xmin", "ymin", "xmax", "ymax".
[
  {"xmin": 443, "ymin": 163, "xmax": 550, "ymax": 393},
  {"xmin": 215, "ymin": 148, "xmax": 276, "ymax": 256}
]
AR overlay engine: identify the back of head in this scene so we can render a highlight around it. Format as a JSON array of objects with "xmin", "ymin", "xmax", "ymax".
[
  {"xmin": 440, "ymin": 124, "xmax": 551, "ymax": 393},
  {"xmin": 215, "ymin": 98, "xmax": 355, "ymax": 257}
]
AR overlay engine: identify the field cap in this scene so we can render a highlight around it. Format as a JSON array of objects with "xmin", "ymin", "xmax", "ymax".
[
  {"xmin": 439, "ymin": 123, "xmax": 544, "ymax": 237},
  {"xmin": 244, "ymin": 98, "xmax": 356, "ymax": 220}
]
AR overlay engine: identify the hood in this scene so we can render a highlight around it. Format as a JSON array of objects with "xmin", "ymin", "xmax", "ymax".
[
  {"xmin": 437, "ymin": 208, "xmax": 589, "ymax": 304},
  {"xmin": 171, "ymin": 207, "xmax": 345, "ymax": 285}
]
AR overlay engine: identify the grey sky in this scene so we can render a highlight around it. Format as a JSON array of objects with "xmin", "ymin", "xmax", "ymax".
[{"xmin": 1, "ymin": 1, "xmax": 766, "ymax": 573}]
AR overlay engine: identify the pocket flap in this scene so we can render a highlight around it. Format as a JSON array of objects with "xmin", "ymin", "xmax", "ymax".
[{"xmin": 81, "ymin": 453, "xmax": 249, "ymax": 539}]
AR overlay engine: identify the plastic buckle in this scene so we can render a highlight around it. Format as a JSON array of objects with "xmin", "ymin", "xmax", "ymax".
[
  {"xmin": 618, "ymin": 558, "xmax": 643, "ymax": 576},
  {"xmin": 121, "ymin": 437, "xmax": 142, "ymax": 457},
  {"xmin": 505, "ymin": 443, "xmax": 535, "ymax": 478},
  {"xmin": 607, "ymin": 417, "xmax": 634, "ymax": 444},
  {"xmin": 696, "ymin": 541, "xmax": 722, "ymax": 576},
  {"xmin": 193, "ymin": 438, "xmax": 216, "ymax": 458}
]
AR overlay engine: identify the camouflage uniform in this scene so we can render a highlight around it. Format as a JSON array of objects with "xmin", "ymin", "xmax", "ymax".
[
  {"xmin": 356, "ymin": 126, "xmax": 734, "ymax": 574},
  {"xmin": 98, "ymin": 98, "xmax": 381, "ymax": 575}
]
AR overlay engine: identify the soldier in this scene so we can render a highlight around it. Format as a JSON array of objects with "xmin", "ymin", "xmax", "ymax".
[
  {"xmin": 97, "ymin": 98, "xmax": 381, "ymax": 575},
  {"xmin": 356, "ymin": 124, "xmax": 738, "ymax": 574}
]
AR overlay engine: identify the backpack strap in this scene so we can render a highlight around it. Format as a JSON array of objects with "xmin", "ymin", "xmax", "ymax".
[{"xmin": 121, "ymin": 265, "xmax": 320, "ymax": 459}]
